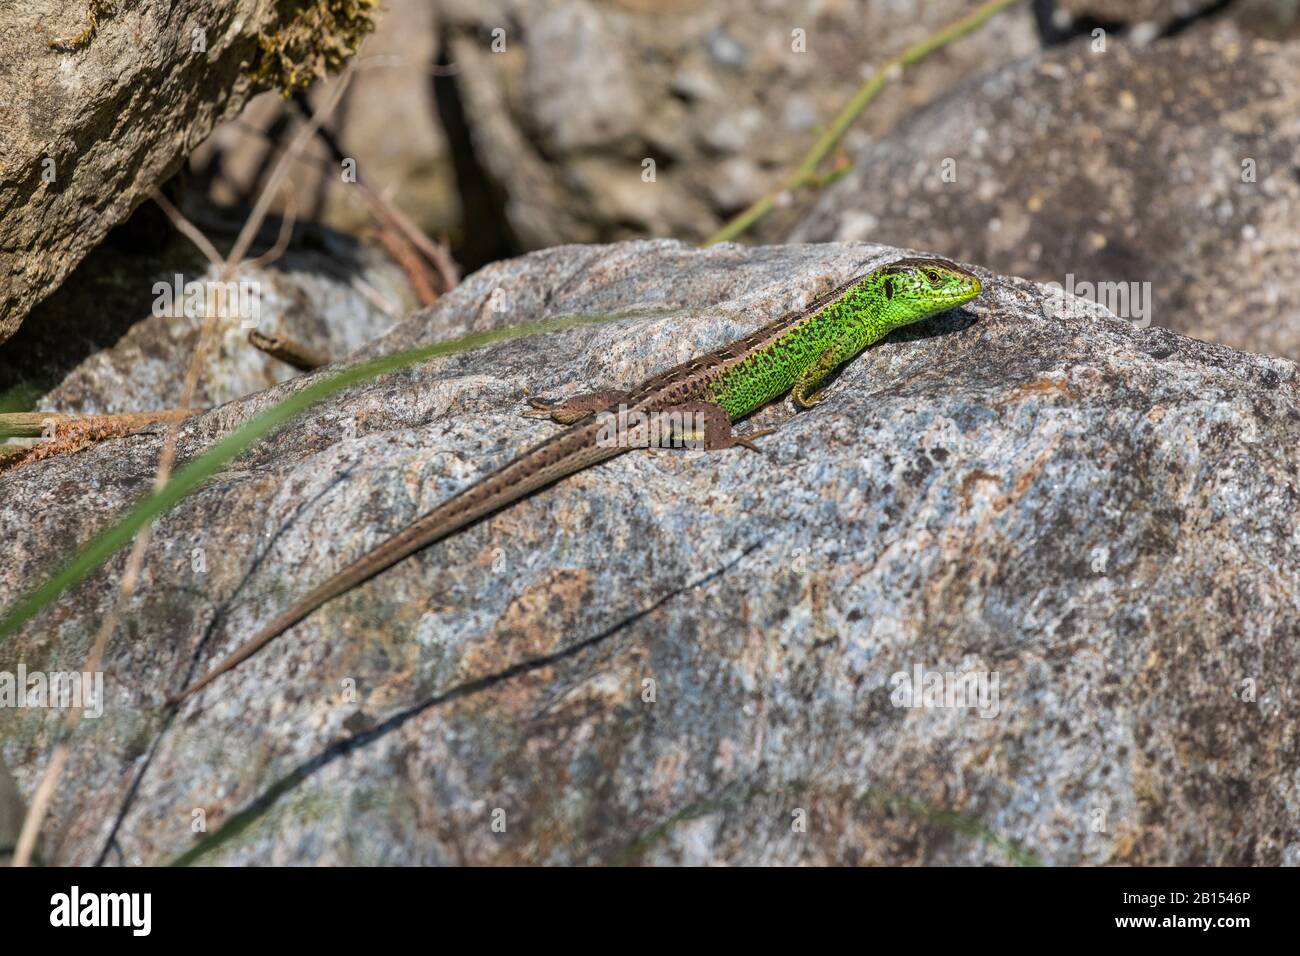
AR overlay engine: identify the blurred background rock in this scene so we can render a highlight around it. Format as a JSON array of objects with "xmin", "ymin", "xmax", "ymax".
[
  {"xmin": 189, "ymin": 0, "xmax": 1041, "ymax": 262},
  {"xmin": 190, "ymin": 0, "xmax": 456, "ymax": 253}
]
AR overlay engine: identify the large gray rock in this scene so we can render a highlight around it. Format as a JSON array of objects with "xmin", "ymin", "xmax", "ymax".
[
  {"xmin": 0, "ymin": 754, "xmax": 27, "ymax": 865},
  {"xmin": 792, "ymin": 33, "xmax": 1300, "ymax": 362},
  {"xmin": 0, "ymin": 0, "xmax": 376, "ymax": 343},
  {"xmin": 440, "ymin": 0, "xmax": 1039, "ymax": 248},
  {"xmin": 1, "ymin": 240, "xmax": 1297, "ymax": 865}
]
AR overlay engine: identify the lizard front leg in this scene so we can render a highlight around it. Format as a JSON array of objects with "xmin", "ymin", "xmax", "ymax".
[
  {"xmin": 791, "ymin": 345, "xmax": 847, "ymax": 410},
  {"xmin": 523, "ymin": 388, "xmax": 629, "ymax": 424}
]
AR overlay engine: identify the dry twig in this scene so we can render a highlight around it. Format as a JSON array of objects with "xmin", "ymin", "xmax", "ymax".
[{"xmin": 247, "ymin": 330, "xmax": 329, "ymax": 371}]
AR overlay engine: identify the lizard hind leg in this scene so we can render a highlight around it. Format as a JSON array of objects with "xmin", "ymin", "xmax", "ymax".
[
  {"xmin": 523, "ymin": 388, "xmax": 629, "ymax": 424},
  {"xmin": 647, "ymin": 401, "xmax": 773, "ymax": 454}
]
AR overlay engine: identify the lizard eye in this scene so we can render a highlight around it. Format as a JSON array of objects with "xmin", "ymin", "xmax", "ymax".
[{"xmin": 926, "ymin": 270, "xmax": 941, "ymax": 284}]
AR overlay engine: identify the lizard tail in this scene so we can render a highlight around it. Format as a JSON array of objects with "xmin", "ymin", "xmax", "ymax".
[{"xmin": 168, "ymin": 423, "xmax": 622, "ymax": 705}]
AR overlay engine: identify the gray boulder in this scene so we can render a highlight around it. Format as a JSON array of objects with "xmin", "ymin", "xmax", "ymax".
[
  {"xmin": 440, "ymin": 0, "xmax": 1039, "ymax": 248},
  {"xmin": 0, "ymin": 240, "xmax": 1296, "ymax": 865},
  {"xmin": 0, "ymin": 754, "xmax": 28, "ymax": 865},
  {"xmin": 793, "ymin": 33, "xmax": 1300, "ymax": 362}
]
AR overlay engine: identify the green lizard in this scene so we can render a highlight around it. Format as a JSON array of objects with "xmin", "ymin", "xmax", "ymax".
[{"xmin": 169, "ymin": 257, "xmax": 981, "ymax": 703}]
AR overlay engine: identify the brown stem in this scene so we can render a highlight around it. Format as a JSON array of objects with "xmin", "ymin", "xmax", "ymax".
[
  {"xmin": 0, "ymin": 410, "xmax": 188, "ymax": 440},
  {"xmin": 293, "ymin": 92, "xmax": 460, "ymax": 294}
]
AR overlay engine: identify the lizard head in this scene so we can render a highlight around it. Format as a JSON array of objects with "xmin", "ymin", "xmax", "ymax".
[{"xmin": 874, "ymin": 256, "xmax": 982, "ymax": 330}]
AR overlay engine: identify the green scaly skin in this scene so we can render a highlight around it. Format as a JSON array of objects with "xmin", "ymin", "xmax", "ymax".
[
  {"xmin": 708, "ymin": 257, "xmax": 982, "ymax": 417},
  {"xmin": 171, "ymin": 257, "xmax": 982, "ymax": 704}
]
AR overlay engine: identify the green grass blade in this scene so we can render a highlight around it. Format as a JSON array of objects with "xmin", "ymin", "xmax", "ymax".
[{"xmin": 0, "ymin": 310, "xmax": 640, "ymax": 641}]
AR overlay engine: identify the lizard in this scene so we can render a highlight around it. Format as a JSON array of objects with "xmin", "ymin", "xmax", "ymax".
[{"xmin": 168, "ymin": 256, "xmax": 982, "ymax": 704}]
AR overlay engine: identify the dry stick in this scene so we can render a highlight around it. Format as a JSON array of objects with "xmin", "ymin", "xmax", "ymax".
[
  {"xmin": 229, "ymin": 67, "xmax": 356, "ymax": 270},
  {"xmin": 225, "ymin": 122, "xmax": 441, "ymax": 306},
  {"xmin": 227, "ymin": 96, "xmax": 459, "ymax": 298},
  {"xmin": 703, "ymin": 0, "xmax": 1026, "ymax": 246},
  {"xmin": 149, "ymin": 190, "xmax": 226, "ymax": 266},
  {"xmin": 205, "ymin": 112, "xmax": 413, "ymax": 313},
  {"xmin": 358, "ymin": 177, "xmax": 460, "ymax": 293},
  {"xmin": 248, "ymin": 330, "xmax": 329, "ymax": 371},
  {"xmin": 339, "ymin": 270, "xmax": 401, "ymax": 319},
  {"xmin": 242, "ymin": 197, "xmax": 320, "ymax": 366},
  {"xmin": 10, "ymin": 302, "xmax": 221, "ymax": 867},
  {"xmin": 372, "ymin": 226, "xmax": 439, "ymax": 306},
  {"xmin": 294, "ymin": 93, "xmax": 460, "ymax": 293},
  {"xmin": 9, "ymin": 320, "xmax": 221, "ymax": 869},
  {"xmin": 11, "ymin": 68, "xmax": 358, "ymax": 869},
  {"xmin": 245, "ymin": 191, "xmax": 299, "ymax": 271},
  {"xmin": 0, "ymin": 410, "xmax": 187, "ymax": 440}
]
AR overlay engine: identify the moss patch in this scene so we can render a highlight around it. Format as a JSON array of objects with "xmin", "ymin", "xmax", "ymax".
[{"xmin": 250, "ymin": 0, "xmax": 379, "ymax": 95}]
